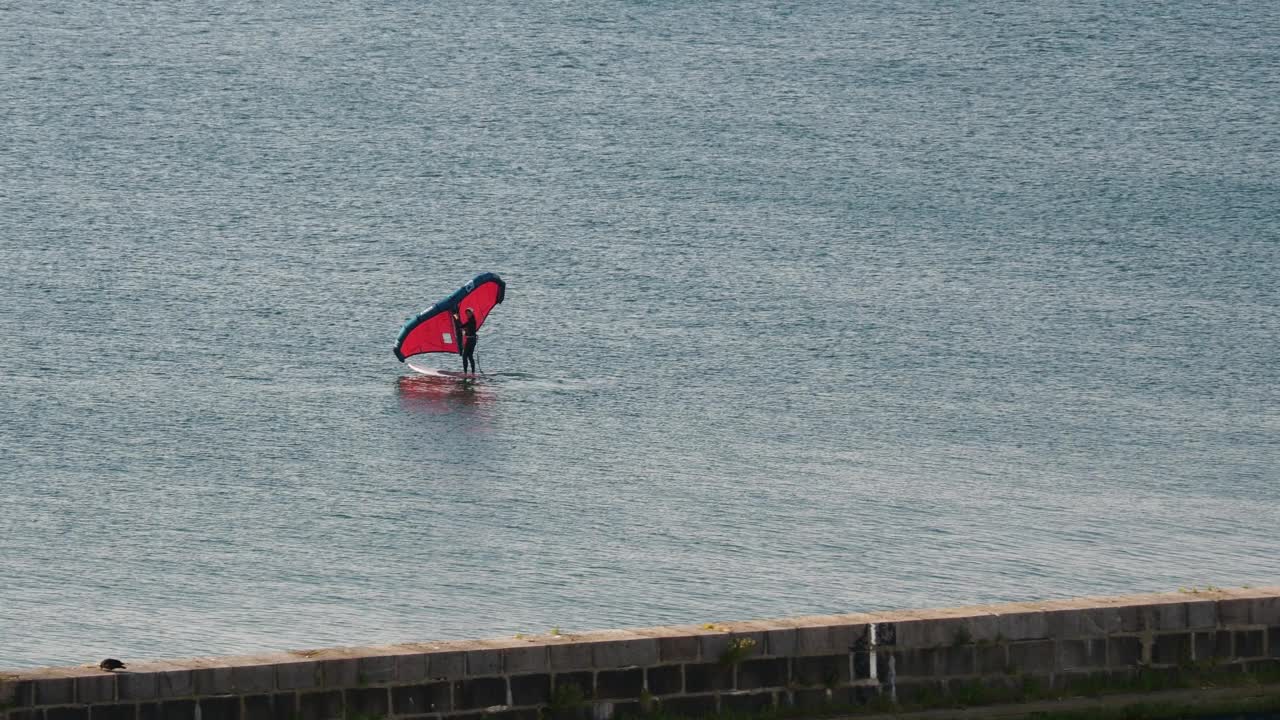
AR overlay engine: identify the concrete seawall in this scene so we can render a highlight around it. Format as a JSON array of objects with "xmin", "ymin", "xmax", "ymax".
[{"xmin": 4, "ymin": 587, "xmax": 1279, "ymax": 720}]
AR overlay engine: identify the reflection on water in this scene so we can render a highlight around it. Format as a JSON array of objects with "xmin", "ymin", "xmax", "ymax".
[{"xmin": 396, "ymin": 374, "xmax": 495, "ymax": 416}]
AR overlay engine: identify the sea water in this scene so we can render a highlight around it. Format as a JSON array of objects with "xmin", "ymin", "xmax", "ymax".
[{"xmin": 1, "ymin": 0, "xmax": 1277, "ymax": 668}]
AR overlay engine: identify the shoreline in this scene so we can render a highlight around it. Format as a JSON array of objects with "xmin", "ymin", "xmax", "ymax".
[{"xmin": 5, "ymin": 586, "xmax": 1279, "ymax": 719}]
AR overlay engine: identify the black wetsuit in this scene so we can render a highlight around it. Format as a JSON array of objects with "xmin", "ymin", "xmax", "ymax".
[{"xmin": 458, "ymin": 315, "xmax": 478, "ymax": 373}]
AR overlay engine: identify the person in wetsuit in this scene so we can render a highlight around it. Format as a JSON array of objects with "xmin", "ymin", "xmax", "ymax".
[{"xmin": 454, "ymin": 307, "xmax": 478, "ymax": 374}]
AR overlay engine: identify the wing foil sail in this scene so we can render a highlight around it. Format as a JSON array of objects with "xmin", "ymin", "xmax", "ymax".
[{"xmin": 393, "ymin": 272, "xmax": 506, "ymax": 361}]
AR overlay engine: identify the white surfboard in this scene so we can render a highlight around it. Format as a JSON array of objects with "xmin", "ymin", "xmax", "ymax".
[{"xmin": 406, "ymin": 357, "xmax": 478, "ymax": 379}]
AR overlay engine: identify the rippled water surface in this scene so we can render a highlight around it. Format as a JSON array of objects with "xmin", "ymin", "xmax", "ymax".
[{"xmin": 2, "ymin": 0, "xmax": 1278, "ymax": 669}]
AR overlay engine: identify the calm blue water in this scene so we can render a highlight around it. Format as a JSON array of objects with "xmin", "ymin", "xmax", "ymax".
[{"xmin": 2, "ymin": 0, "xmax": 1278, "ymax": 670}]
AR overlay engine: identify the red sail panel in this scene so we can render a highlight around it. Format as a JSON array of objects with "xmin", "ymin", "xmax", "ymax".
[
  {"xmin": 398, "ymin": 309, "xmax": 460, "ymax": 357},
  {"xmin": 457, "ymin": 281, "xmax": 501, "ymax": 328}
]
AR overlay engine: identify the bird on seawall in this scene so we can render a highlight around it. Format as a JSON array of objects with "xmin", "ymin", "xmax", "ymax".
[{"xmin": 99, "ymin": 658, "xmax": 126, "ymax": 671}]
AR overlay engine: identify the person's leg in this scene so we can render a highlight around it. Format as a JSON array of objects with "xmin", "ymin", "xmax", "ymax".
[{"xmin": 463, "ymin": 337, "xmax": 476, "ymax": 373}]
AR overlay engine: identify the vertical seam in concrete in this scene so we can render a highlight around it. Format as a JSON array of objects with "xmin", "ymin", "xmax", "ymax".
[{"xmin": 887, "ymin": 654, "xmax": 896, "ymax": 704}]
